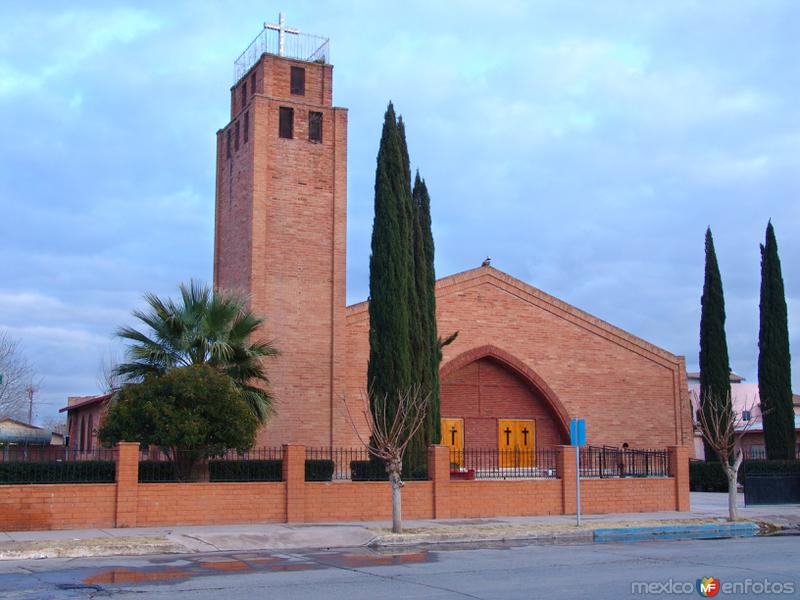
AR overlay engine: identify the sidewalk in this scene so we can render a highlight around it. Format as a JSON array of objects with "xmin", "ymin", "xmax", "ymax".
[{"xmin": 1, "ymin": 493, "xmax": 797, "ymax": 560}]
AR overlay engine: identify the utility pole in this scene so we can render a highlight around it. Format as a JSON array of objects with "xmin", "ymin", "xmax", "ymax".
[{"xmin": 25, "ymin": 384, "xmax": 37, "ymax": 424}]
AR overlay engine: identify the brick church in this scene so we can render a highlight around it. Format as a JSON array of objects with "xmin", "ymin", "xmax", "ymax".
[{"xmin": 213, "ymin": 21, "xmax": 693, "ymax": 457}]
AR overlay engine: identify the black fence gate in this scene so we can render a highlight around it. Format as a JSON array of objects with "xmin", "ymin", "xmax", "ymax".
[{"xmin": 744, "ymin": 474, "xmax": 800, "ymax": 505}]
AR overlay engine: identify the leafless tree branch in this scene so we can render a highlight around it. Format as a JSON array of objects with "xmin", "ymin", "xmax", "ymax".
[
  {"xmin": 693, "ymin": 389, "xmax": 759, "ymax": 521},
  {"xmin": 342, "ymin": 385, "xmax": 431, "ymax": 533},
  {"xmin": 0, "ymin": 330, "xmax": 34, "ymax": 420}
]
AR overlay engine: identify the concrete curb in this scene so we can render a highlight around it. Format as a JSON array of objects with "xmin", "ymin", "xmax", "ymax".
[
  {"xmin": 593, "ymin": 522, "xmax": 759, "ymax": 543},
  {"xmin": 371, "ymin": 529, "xmax": 593, "ymax": 547},
  {"xmin": 371, "ymin": 520, "xmax": 770, "ymax": 549},
  {"xmin": 0, "ymin": 517, "xmax": 787, "ymax": 560},
  {"xmin": 0, "ymin": 537, "xmax": 185, "ymax": 561}
]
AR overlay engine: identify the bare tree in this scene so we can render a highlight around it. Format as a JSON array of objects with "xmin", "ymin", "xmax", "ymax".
[
  {"xmin": 693, "ymin": 390, "xmax": 758, "ymax": 521},
  {"xmin": 344, "ymin": 387, "xmax": 431, "ymax": 533},
  {"xmin": 96, "ymin": 350, "xmax": 123, "ymax": 394},
  {"xmin": 0, "ymin": 331, "xmax": 34, "ymax": 420},
  {"xmin": 40, "ymin": 416, "xmax": 68, "ymax": 436}
]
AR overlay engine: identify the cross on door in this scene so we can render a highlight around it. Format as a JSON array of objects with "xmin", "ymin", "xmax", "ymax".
[
  {"xmin": 504, "ymin": 427, "xmax": 512, "ymax": 445},
  {"xmin": 265, "ymin": 12, "xmax": 300, "ymax": 57},
  {"xmin": 450, "ymin": 426, "xmax": 458, "ymax": 445},
  {"xmin": 521, "ymin": 427, "xmax": 529, "ymax": 445}
]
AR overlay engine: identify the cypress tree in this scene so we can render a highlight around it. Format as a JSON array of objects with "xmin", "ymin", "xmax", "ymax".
[
  {"xmin": 367, "ymin": 103, "xmax": 414, "ymax": 419},
  {"xmin": 397, "ymin": 117, "xmax": 411, "ymax": 191},
  {"xmin": 758, "ymin": 221, "xmax": 795, "ymax": 460},
  {"xmin": 405, "ymin": 173, "xmax": 441, "ymax": 475},
  {"xmin": 699, "ymin": 228, "xmax": 732, "ymax": 462}
]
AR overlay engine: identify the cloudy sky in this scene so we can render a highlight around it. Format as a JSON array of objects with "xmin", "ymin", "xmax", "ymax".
[{"xmin": 1, "ymin": 1, "xmax": 798, "ymax": 423}]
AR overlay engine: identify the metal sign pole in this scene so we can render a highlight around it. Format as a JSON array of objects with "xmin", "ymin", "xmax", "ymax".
[
  {"xmin": 570, "ymin": 418, "xmax": 585, "ymax": 527},
  {"xmin": 576, "ymin": 444, "xmax": 581, "ymax": 527}
]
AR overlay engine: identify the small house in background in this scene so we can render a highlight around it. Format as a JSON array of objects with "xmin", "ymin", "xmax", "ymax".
[
  {"xmin": 688, "ymin": 371, "xmax": 800, "ymax": 459},
  {"xmin": 59, "ymin": 393, "xmax": 112, "ymax": 452},
  {"xmin": 0, "ymin": 418, "xmax": 65, "ymax": 447}
]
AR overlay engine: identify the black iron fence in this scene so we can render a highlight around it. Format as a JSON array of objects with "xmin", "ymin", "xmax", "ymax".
[
  {"xmin": 741, "ymin": 446, "xmax": 767, "ymax": 461},
  {"xmin": 449, "ymin": 448, "xmax": 559, "ymax": 479},
  {"xmin": 0, "ymin": 447, "xmax": 115, "ymax": 484},
  {"xmin": 579, "ymin": 446, "xmax": 669, "ymax": 478},
  {"xmin": 138, "ymin": 447, "xmax": 283, "ymax": 483}
]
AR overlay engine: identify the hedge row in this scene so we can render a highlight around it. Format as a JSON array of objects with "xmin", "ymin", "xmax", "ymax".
[
  {"xmin": 350, "ymin": 460, "xmax": 389, "ymax": 481},
  {"xmin": 689, "ymin": 460, "xmax": 729, "ymax": 492},
  {"xmin": 0, "ymin": 461, "xmax": 115, "ymax": 485},
  {"xmin": 139, "ymin": 459, "xmax": 336, "ymax": 482},
  {"xmin": 1, "ymin": 457, "xmax": 431, "ymax": 484},
  {"xmin": 305, "ymin": 459, "xmax": 334, "ymax": 481}
]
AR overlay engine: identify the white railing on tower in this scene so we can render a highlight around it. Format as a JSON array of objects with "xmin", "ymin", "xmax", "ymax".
[{"xmin": 233, "ymin": 13, "xmax": 330, "ymax": 84}]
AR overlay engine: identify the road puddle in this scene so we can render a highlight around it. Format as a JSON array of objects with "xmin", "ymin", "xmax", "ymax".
[
  {"xmin": 310, "ymin": 550, "xmax": 432, "ymax": 568},
  {"xmin": 85, "ymin": 567, "xmax": 189, "ymax": 585},
  {"xmin": 80, "ymin": 548, "xmax": 400, "ymax": 587},
  {"xmin": 198, "ymin": 559, "xmax": 250, "ymax": 571}
]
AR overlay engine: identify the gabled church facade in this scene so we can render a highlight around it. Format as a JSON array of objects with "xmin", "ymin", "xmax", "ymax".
[{"xmin": 214, "ymin": 27, "xmax": 693, "ymax": 456}]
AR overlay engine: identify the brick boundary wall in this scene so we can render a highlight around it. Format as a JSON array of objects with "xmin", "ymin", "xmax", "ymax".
[{"xmin": 0, "ymin": 444, "xmax": 689, "ymax": 531}]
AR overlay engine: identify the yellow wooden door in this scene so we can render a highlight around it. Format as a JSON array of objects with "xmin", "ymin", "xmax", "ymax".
[
  {"xmin": 498, "ymin": 419, "xmax": 516, "ymax": 467},
  {"xmin": 516, "ymin": 420, "xmax": 535, "ymax": 467},
  {"xmin": 441, "ymin": 418, "xmax": 464, "ymax": 467},
  {"xmin": 498, "ymin": 419, "xmax": 536, "ymax": 467}
]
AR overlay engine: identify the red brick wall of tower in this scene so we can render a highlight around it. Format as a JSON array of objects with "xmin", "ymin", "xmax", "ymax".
[{"xmin": 214, "ymin": 54, "xmax": 348, "ymax": 447}]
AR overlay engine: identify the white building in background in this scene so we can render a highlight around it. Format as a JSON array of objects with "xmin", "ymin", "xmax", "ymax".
[{"xmin": 688, "ymin": 371, "xmax": 800, "ymax": 460}]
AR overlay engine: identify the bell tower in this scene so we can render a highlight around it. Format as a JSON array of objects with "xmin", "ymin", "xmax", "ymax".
[{"xmin": 213, "ymin": 17, "xmax": 348, "ymax": 446}]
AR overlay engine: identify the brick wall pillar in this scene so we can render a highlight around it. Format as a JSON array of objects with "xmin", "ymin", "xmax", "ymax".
[
  {"xmin": 428, "ymin": 445, "xmax": 451, "ymax": 520},
  {"xmin": 114, "ymin": 441, "xmax": 140, "ymax": 528},
  {"xmin": 668, "ymin": 446, "xmax": 690, "ymax": 511},
  {"xmin": 558, "ymin": 445, "xmax": 576, "ymax": 515},
  {"xmin": 283, "ymin": 444, "xmax": 305, "ymax": 523}
]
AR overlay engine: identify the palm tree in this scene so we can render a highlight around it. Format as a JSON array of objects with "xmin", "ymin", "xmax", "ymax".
[{"xmin": 114, "ymin": 281, "xmax": 278, "ymax": 422}]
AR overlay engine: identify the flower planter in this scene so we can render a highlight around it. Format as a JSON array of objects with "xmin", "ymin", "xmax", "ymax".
[{"xmin": 450, "ymin": 469, "xmax": 476, "ymax": 481}]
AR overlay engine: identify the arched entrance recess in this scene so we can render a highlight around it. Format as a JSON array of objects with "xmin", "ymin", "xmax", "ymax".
[{"xmin": 439, "ymin": 345, "xmax": 570, "ymax": 447}]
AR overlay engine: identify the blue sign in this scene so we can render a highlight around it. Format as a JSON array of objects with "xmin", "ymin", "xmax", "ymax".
[{"xmin": 570, "ymin": 419, "xmax": 586, "ymax": 446}]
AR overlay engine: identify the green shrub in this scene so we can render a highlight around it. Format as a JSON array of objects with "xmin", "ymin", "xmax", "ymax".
[
  {"xmin": 689, "ymin": 460, "xmax": 728, "ymax": 492},
  {"xmin": 405, "ymin": 465, "xmax": 428, "ymax": 481},
  {"xmin": 138, "ymin": 461, "xmax": 178, "ymax": 482},
  {"xmin": 208, "ymin": 459, "xmax": 282, "ymax": 482},
  {"xmin": 350, "ymin": 459, "xmax": 388, "ymax": 481},
  {"xmin": 305, "ymin": 459, "xmax": 334, "ymax": 481},
  {"xmin": 0, "ymin": 461, "xmax": 115, "ymax": 485},
  {"xmin": 99, "ymin": 365, "xmax": 258, "ymax": 461}
]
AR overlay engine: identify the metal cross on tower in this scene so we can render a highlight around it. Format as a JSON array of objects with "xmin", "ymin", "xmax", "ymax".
[{"xmin": 264, "ymin": 12, "xmax": 299, "ymax": 57}]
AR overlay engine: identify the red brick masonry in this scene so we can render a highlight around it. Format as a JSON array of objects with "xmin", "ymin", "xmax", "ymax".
[{"xmin": 0, "ymin": 443, "xmax": 689, "ymax": 531}]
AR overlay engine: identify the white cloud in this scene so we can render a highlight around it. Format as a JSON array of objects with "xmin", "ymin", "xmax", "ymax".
[{"xmin": 0, "ymin": 7, "xmax": 162, "ymax": 98}]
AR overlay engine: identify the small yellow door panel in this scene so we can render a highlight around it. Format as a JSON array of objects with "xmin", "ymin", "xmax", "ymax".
[
  {"xmin": 517, "ymin": 420, "xmax": 535, "ymax": 467},
  {"xmin": 441, "ymin": 418, "xmax": 464, "ymax": 467},
  {"xmin": 497, "ymin": 419, "xmax": 535, "ymax": 468}
]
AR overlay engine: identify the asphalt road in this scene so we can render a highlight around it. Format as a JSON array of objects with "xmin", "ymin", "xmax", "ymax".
[{"xmin": 0, "ymin": 535, "xmax": 798, "ymax": 599}]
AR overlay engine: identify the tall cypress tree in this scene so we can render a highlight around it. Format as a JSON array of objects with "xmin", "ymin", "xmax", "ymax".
[
  {"xmin": 758, "ymin": 221, "xmax": 795, "ymax": 460},
  {"xmin": 367, "ymin": 103, "xmax": 414, "ymax": 412},
  {"xmin": 699, "ymin": 228, "xmax": 732, "ymax": 462},
  {"xmin": 405, "ymin": 173, "xmax": 441, "ymax": 475}
]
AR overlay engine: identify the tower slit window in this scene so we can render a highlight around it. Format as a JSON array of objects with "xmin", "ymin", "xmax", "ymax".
[
  {"xmin": 290, "ymin": 66, "xmax": 305, "ymax": 95},
  {"xmin": 244, "ymin": 111, "xmax": 249, "ymax": 144},
  {"xmin": 241, "ymin": 82, "xmax": 247, "ymax": 108},
  {"xmin": 279, "ymin": 107, "xmax": 294, "ymax": 139},
  {"xmin": 251, "ymin": 73, "xmax": 256, "ymax": 95},
  {"xmin": 309, "ymin": 111, "xmax": 322, "ymax": 143},
  {"xmin": 235, "ymin": 120, "xmax": 240, "ymax": 151},
  {"xmin": 226, "ymin": 128, "xmax": 231, "ymax": 158}
]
